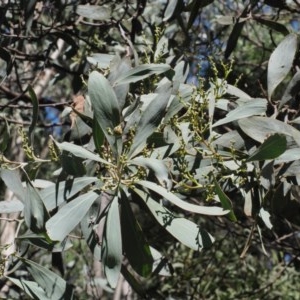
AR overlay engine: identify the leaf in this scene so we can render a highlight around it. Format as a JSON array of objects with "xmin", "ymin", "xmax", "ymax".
[
  {"xmin": 87, "ymin": 53, "xmax": 114, "ymax": 68},
  {"xmin": 135, "ymin": 181, "xmax": 228, "ymax": 216},
  {"xmin": 60, "ymin": 152, "xmax": 86, "ymax": 177},
  {"xmin": 163, "ymin": 0, "xmax": 180, "ymax": 21},
  {"xmin": 120, "ymin": 188, "xmax": 153, "ymax": 277},
  {"xmin": 247, "ymin": 134, "xmax": 287, "ymax": 161},
  {"xmin": 253, "ymin": 16, "xmax": 289, "ymax": 36},
  {"xmin": 102, "ymin": 196, "xmax": 122, "ymax": 288},
  {"xmin": 21, "ymin": 257, "xmax": 72, "ymax": 299},
  {"xmin": 76, "ymin": 5, "xmax": 111, "ymax": 20},
  {"xmin": 275, "ymin": 148, "xmax": 300, "ymax": 164},
  {"xmin": 133, "ymin": 188, "xmax": 214, "ymax": 250},
  {"xmin": 17, "ymin": 232, "xmax": 55, "ymax": 250},
  {"xmin": 40, "ymin": 177, "xmax": 98, "ymax": 211},
  {"xmin": 212, "ymin": 98, "xmax": 267, "ymax": 127},
  {"xmin": 114, "ymin": 64, "xmax": 172, "ymax": 86},
  {"xmin": 128, "ymin": 157, "xmax": 171, "ymax": 190},
  {"xmin": 279, "ymin": 70, "xmax": 300, "ymax": 109},
  {"xmin": 224, "ymin": 4, "xmax": 250, "ymax": 58},
  {"xmin": 108, "ymin": 55, "xmax": 131, "ymax": 110},
  {"xmin": 267, "ymin": 33, "xmax": 298, "ymax": 98},
  {"xmin": 0, "ymin": 199, "xmax": 24, "ymax": 213},
  {"xmin": 88, "ymin": 71, "xmax": 122, "ymax": 157},
  {"xmin": 93, "ymin": 117, "xmax": 105, "ymax": 153},
  {"xmin": 226, "ymin": 84, "xmax": 251, "ymax": 100},
  {"xmin": 215, "ymin": 15, "xmax": 248, "ymax": 25},
  {"xmin": 1, "ymin": 169, "xmax": 25, "ymax": 201},
  {"xmin": 7, "ymin": 277, "xmax": 49, "ymax": 299},
  {"xmin": 128, "ymin": 88, "xmax": 172, "ymax": 158},
  {"xmin": 259, "ymin": 207, "xmax": 273, "ymax": 230},
  {"xmin": 186, "ymin": 0, "xmax": 214, "ymax": 29},
  {"xmin": 46, "ymin": 191, "xmax": 99, "ymax": 241},
  {"xmin": 80, "ymin": 201, "xmax": 102, "ymax": 261},
  {"xmin": 214, "ymin": 179, "xmax": 237, "ymax": 222},
  {"xmin": 24, "ymin": 183, "xmax": 50, "ymax": 234},
  {"xmin": 238, "ymin": 116, "xmax": 300, "ymax": 147},
  {"xmin": 54, "ymin": 140, "xmax": 112, "ymax": 166}
]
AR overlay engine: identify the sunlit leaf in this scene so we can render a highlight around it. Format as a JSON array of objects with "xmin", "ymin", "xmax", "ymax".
[
  {"xmin": 128, "ymin": 157, "xmax": 171, "ymax": 190},
  {"xmin": 76, "ymin": 5, "xmax": 111, "ymax": 20},
  {"xmin": 46, "ymin": 191, "xmax": 99, "ymax": 241},
  {"xmin": 135, "ymin": 181, "xmax": 228, "ymax": 216},
  {"xmin": 88, "ymin": 71, "xmax": 122, "ymax": 157},
  {"xmin": 7, "ymin": 277, "xmax": 48, "ymax": 299},
  {"xmin": 114, "ymin": 64, "xmax": 172, "ymax": 86},
  {"xmin": 22, "ymin": 257, "xmax": 72, "ymax": 299},
  {"xmin": 212, "ymin": 98, "xmax": 267, "ymax": 127},
  {"xmin": 247, "ymin": 134, "xmax": 287, "ymax": 161},
  {"xmin": 238, "ymin": 116, "xmax": 300, "ymax": 147},
  {"xmin": 267, "ymin": 33, "xmax": 298, "ymax": 98},
  {"xmin": 54, "ymin": 140, "xmax": 112, "ymax": 166},
  {"xmin": 40, "ymin": 177, "xmax": 98, "ymax": 211},
  {"xmin": 1, "ymin": 169, "xmax": 25, "ymax": 201},
  {"xmin": 259, "ymin": 207, "xmax": 273, "ymax": 229},
  {"xmin": 133, "ymin": 188, "xmax": 214, "ymax": 250},
  {"xmin": 128, "ymin": 88, "xmax": 172, "ymax": 158},
  {"xmin": 108, "ymin": 55, "xmax": 131, "ymax": 110},
  {"xmin": 0, "ymin": 199, "xmax": 24, "ymax": 213}
]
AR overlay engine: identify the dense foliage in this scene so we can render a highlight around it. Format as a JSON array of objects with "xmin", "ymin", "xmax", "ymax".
[{"xmin": 1, "ymin": 1, "xmax": 300, "ymax": 299}]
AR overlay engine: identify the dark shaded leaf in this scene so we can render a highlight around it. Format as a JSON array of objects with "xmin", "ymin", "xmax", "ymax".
[
  {"xmin": 80, "ymin": 198, "xmax": 102, "ymax": 261},
  {"xmin": 214, "ymin": 179, "xmax": 237, "ymax": 222},
  {"xmin": 93, "ymin": 117, "xmax": 104, "ymax": 153},
  {"xmin": 254, "ymin": 16, "xmax": 289, "ymax": 36},
  {"xmin": 247, "ymin": 134, "xmax": 287, "ymax": 161},
  {"xmin": 120, "ymin": 188, "xmax": 153, "ymax": 277},
  {"xmin": 224, "ymin": 4, "xmax": 251, "ymax": 58},
  {"xmin": 186, "ymin": 0, "xmax": 214, "ymax": 29},
  {"xmin": 102, "ymin": 196, "xmax": 122, "ymax": 288},
  {"xmin": 24, "ymin": 183, "xmax": 50, "ymax": 234}
]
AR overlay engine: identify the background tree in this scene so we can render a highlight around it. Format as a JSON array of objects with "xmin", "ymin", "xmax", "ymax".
[{"xmin": 1, "ymin": 1, "xmax": 300, "ymax": 299}]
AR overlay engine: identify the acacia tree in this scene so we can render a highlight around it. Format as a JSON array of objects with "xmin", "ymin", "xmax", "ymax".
[{"xmin": 1, "ymin": 1, "xmax": 300, "ymax": 299}]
